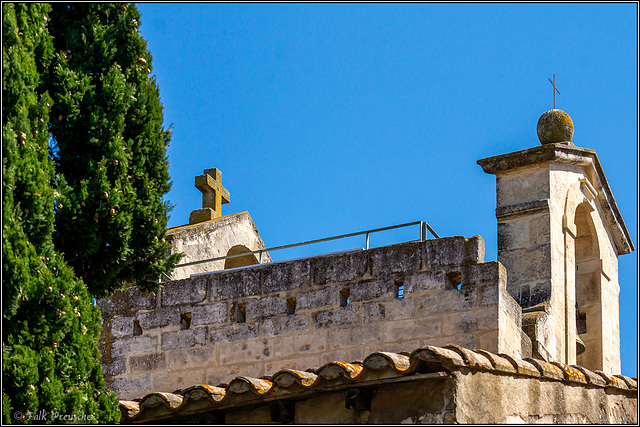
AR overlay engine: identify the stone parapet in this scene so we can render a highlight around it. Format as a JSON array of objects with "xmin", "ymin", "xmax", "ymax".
[{"xmin": 99, "ymin": 236, "xmax": 526, "ymax": 399}]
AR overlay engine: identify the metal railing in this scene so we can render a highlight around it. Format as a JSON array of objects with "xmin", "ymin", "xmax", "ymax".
[{"xmin": 171, "ymin": 220, "xmax": 439, "ymax": 271}]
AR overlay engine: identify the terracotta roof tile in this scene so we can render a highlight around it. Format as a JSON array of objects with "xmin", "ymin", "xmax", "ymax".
[
  {"xmin": 572, "ymin": 366, "xmax": 607, "ymax": 387},
  {"xmin": 315, "ymin": 360, "xmax": 363, "ymax": 380},
  {"xmin": 476, "ymin": 350, "xmax": 518, "ymax": 374},
  {"xmin": 444, "ymin": 344, "xmax": 494, "ymax": 370},
  {"xmin": 524, "ymin": 358, "xmax": 564, "ymax": 380},
  {"xmin": 614, "ymin": 374, "xmax": 637, "ymax": 389},
  {"xmin": 271, "ymin": 369, "xmax": 318, "ymax": 388},
  {"xmin": 594, "ymin": 370, "xmax": 629, "ymax": 389},
  {"xmin": 139, "ymin": 392, "xmax": 183, "ymax": 410},
  {"xmin": 500, "ymin": 353, "xmax": 541, "ymax": 377},
  {"xmin": 227, "ymin": 376, "xmax": 273, "ymax": 395},
  {"xmin": 550, "ymin": 361, "xmax": 588, "ymax": 384},
  {"xmin": 180, "ymin": 384, "xmax": 226, "ymax": 403},
  {"xmin": 362, "ymin": 351, "xmax": 411, "ymax": 371},
  {"xmin": 118, "ymin": 344, "xmax": 636, "ymax": 423},
  {"xmin": 409, "ymin": 345, "xmax": 466, "ymax": 368}
]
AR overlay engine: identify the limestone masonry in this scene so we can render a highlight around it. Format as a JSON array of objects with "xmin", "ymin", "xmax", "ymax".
[
  {"xmin": 99, "ymin": 109, "xmax": 636, "ymax": 423},
  {"xmin": 100, "ymin": 236, "xmax": 527, "ymax": 399}
]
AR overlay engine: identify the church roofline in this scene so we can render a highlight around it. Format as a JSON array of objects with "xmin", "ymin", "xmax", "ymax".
[
  {"xmin": 118, "ymin": 343, "xmax": 637, "ymax": 424},
  {"xmin": 477, "ymin": 143, "xmax": 634, "ymax": 255}
]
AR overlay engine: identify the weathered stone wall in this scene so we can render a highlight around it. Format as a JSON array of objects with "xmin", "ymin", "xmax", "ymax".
[
  {"xmin": 454, "ymin": 369, "xmax": 637, "ymax": 424},
  {"xmin": 99, "ymin": 236, "xmax": 526, "ymax": 399}
]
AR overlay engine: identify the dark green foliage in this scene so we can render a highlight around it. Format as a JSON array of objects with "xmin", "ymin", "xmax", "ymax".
[
  {"xmin": 45, "ymin": 3, "xmax": 180, "ymax": 297},
  {"xmin": 2, "ymin": 3, "xmax": 119, "ymax": 423}
]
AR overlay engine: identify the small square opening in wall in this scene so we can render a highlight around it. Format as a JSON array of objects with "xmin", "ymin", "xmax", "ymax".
[
  {"xmin": 286, "ymin": 297, "xmax": 297, "ymax": 315},
  {"xmin": 395, "ymin": 279, "xmax": 405, "ymax": 299},
  {"xmin": 232, "ymin": 302, "xmax": 247, "ymax": 323},
  {"xmin": 180, "ymin": 312, "xmax": 192, "ymax": 330},
  {"xmin": 446, "ymin": 271, "xmax": 462, "ymax": 290},
  {"xmin": 340, "ymin": 287, "xmax": 351, "ymax": 307},
  {"xmin": 133, "ymin": 319, "xmax": 142, "ymax": 336}
]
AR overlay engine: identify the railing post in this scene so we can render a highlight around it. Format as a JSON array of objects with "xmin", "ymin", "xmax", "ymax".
[
  {"xmin": 259, "ymin": 250, "xmax": 263, "ymax": 263},
  {"xmin": 365, "ymin": 232, "xmax": 370, "ymax": 250},
  {"xmin": 420, "ymin": 221, "xmax": 427, "ymax": 241}
]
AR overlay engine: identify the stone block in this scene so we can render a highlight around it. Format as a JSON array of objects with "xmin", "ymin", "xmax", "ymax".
[
  {"xmin": 370, "ymin": 241, "xmax": 420, "ymax": 277},
  {"xmin": 404, "ymin": 270, "xmax": 446, "ymax": 293},
  {"xmin": 161, "ymin": 327, "xmax": 207, "ymax": 350},
  {"xmin": 314, "ymin": 306, "xmax": 359, "ymax": 328},
  {"xmin": 208, "ymin": 268, "xmax": 260, "ymax": 301},
  {"xmin": 350, "ymin": 278, "xmax": 395, "ymax": 302},
  {"xmin": 167, "ymin": 346, "xmax": 216, "ymax": 370},
  {"xmin": 498, "ymin": 244, "xmax": 551, "ymax": 284},
  {"xmin": 462, "ymin": 262, "xmax": 503, "ymax": 286},
  {"xmin": 111, "ymin": 335, "xmax": 158, "ymax": 358},
  {"xmin": 246, "ymin": 296, "xmax": 288, "ymax": 319},
  {"xmin": 311, "ymin": 250, "xmax": 368, "ymax": 286},
  {"xmin": 130, "ymin": 353, "xmax": 166, "ymax": 373},
  {"xmin": 497, "ymin": 220, "xmax": 529, "ymax": 250},
  {"xmin": 384, "ymin": 297, "xmax": 418, "ymax": 320},
  {"xmin": 441, "ymin": 308, "xmax": 497, "ymax": 336},
  {"xmin": 218, "ymin": 339, "xmax": 274, "ymax": 365},
  {"xmin": 161, "ymin": 278, "xmax": 206, "ymax": 307},
  {"xmin": 480, "ymin": 284, "xmax": 499, "ymax": 306},
  {"xmin": 297, "ymin": 287, "xmax": 340, "ymax": 309},
  {"xmin": 210, "ymin": 322, "xmax": 258, "ymax": 344},
  {"xmin": 152, "ymin": 369, "xmax": 205, "ymax": 394},
  {"xmin": 109, "ymin": 316, "xmax": 135, "ymax": 338},
  {"xmin": 425, "ymin": 236, "xmax": 484, "ymax": 268},
  {"xmin": 262, "ymin": 259, "xmax": 310, "ymax": 293},
  {"xmin": 97, "ymin": 287, "xmax": 156, "ymax": 318},
  {"xmin": 361, "ymin": 301, "xmax": 387, "ymax": 322},
  {"xmin": 191, "ymin": 303, "xmax": 227, "ymax": 325},
  {"xmin": 102, "ymin": 359, "xmax": 126, "ymax": 377},
  {"xmin": 274, "ymin": 332, "xmax": 328, "ymax": 356},
  {"xmin": 137, "ymin": 307, "xmax": 181, "ymax": 330},
  {"xmin": 383, "ymin": 318, "xmax": 442, "ymax": 342},
  {"xmin": 425, "ymin": 237, "xmax": 465, "ymax": 268},
  {"xmin": 414, "ymin": 287, "xmax": 477, "ymax": 315},
  {"xmin": 495, "ymin": 166, "xmax": 549, "ymax": 207},
  {"xmin": 108, "ymin": 373, "xmax": 152, "ymax": 398},
  {"xmin": 259, "ymin": 314, "xmax": 309, "ymax": 337},
  {"xmin": 327, "ymin": 324, "xmax": 383, "ymax": 350},
  {"xmin": 529, "ymin": 214, "xmax": 550, "ymax": 245}
]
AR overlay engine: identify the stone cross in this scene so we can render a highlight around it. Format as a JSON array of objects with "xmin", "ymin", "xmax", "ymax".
[
  {"xmin": 189, "ymin": 168, "xmax": 230, "ymax": 224},
  {"xmin": 548, "ymin": 74, "xmax": 560, "ymax": 109}
]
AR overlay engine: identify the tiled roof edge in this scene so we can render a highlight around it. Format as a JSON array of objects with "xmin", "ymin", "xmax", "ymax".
[{"xmin": 119, "ymin": 344, "xmax": 637, "ymax": 422}]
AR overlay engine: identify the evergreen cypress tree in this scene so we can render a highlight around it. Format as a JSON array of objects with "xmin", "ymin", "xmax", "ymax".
[
  {"xmin": 46, "ymin": 3, "xmax": 180, "ymax": 297},
  {"xmin": 2, "ymin": 3, "xmax": 119, "ymax": 423}
]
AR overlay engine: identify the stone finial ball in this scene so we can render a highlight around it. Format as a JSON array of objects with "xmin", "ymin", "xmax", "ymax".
[{"xmin": 537, "ymin": 109, "xmax": 574, "ymax": 144}]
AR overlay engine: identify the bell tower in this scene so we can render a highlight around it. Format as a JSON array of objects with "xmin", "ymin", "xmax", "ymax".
[{"xmin": 478, "ymin": 109, "xmax": 634, "ymax": 373}]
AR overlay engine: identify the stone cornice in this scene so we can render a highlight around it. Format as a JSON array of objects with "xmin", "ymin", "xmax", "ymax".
[{"xmin": 478, "ymin": 144, "xmax": 634, "ymax": 255}]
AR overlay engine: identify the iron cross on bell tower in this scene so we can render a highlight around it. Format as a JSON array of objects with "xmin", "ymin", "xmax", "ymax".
[{"xmin": 548, "ymin": 74, "xmax": 560, "ymax": 109}]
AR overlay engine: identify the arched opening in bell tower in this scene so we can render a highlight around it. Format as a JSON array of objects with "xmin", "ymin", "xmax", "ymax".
[
  {"xmin": 574, "ymin": 202, "xmax": 603, "ymax": 370},
  {"xmin": 224, "ymin": 245, "xmax": 259, "ymax": 270}
]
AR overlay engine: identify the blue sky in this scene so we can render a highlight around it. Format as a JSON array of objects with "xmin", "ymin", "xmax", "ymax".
[{"xmin": 135, "ymin": 3, "xmax": 637, "ymax": 376}]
